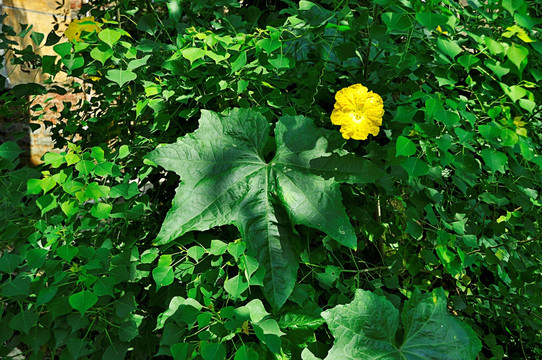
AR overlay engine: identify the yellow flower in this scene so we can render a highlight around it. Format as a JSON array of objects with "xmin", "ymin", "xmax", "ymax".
[
  {"xmin": 64, "ymin": 16, "xmax": 101, "ymax": 42},
  {"xmin": 503, "ymin": 25, "xmax": 534, "ymax": 43},
  {"xmin": 436, "ymin": 25, "xmax": 448, "ymax": 35},
  {"xmin": 330, "ymin": 84, "xmax": 384, "ymax": 140}
]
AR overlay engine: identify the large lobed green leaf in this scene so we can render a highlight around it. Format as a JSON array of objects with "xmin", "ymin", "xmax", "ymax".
[
  {"xmin": 146, "ymin": 108, "xmax": 379, "ymax": 308},
  {"xmin": 321, "ymin": 288, "xmax": 482, "ymax": 360}
]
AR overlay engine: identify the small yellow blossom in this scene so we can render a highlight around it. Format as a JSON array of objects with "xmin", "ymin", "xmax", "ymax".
[
  {"xmin": 502, "ymin": 25, "xmax": 534, "ymax": 43},
  {"xmin": 64, "ymin": 16, "xmax": 101, "ymax": 42},
  {"xmin": 330, "ymin": 84, "xmax": 384, "ymax": 140},
  {"xmin": 436, "ymin": 25, "xmax": 448, "ymax": 35},
  {"xmin": 513, "ymin": 117, "xmax": 526, "ymax": 127}
]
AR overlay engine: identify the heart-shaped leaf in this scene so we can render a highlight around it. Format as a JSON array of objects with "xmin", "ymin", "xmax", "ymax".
[
  {"xmin": 98, "ymin": 28, "xmax": 122, "ymax": 48},
  {"xmin": 396, "ymin": 136, "xmax": 416, "ymax": 157},
  {"xmin": 9, "ymin": 310, "xmax": 38, "ymax": 334},
  {"xmin": 69, "ymin": 290, "xmax": 98, "ymax": 315},
  {"xmin": 106, "ymin": 69, "xmax": 137, "ymax": 87},
  {"xmin": 506, "ymin": 44, "xmax": 529, "ymax": 72},
  {"xmin": 481, "ymin": 149, "xmax": 507, "ymax": 173},
  {"xmin": 0, "ymin": 141, "xmax": 22, "ymax": 161},
  {"xmin": 90, "ymin": 45, "xmax": 113, "ymax": 65}
]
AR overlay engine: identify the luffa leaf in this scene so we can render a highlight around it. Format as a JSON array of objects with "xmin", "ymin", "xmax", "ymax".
[
  {"xmin": 321, "ymin": 288, "xmax": 482, "ymax": 360},
  {"xmin": 146, "ymin": 108, "xmax": 375, "ymax": 308}
]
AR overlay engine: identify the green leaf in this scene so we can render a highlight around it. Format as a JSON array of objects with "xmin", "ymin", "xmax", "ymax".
[
  {"xmin": 396, "ymin": 136, "xmax": 416, "ymax": 157},
  {"xmin": 485, "ymin": 38, "xmax": 505, "ymax": 56},
  {"xmin": 231, "ymin": 51, "xmax": 247, "ymax": 73},
  {"xmin": 299, "ymin": 1, "xmax": 317, "ymax": 10},
  {"xmin": 43, "ymin": 152, "xmax": 64, "ymax": 167},
  {"xmin": 485, "ymin": 59, "xmax": 509, "ymax": 79},
  {"xmin": 30, "ymin": 31, "xmax": 45, "ymax": 46},
  {"xmin": 136, "ymin": 14, "xmax": 157, "ymax": 35},
  {"xmin": 235, "ymin": 345, "xmax": 260, "ymax": 360},
  {"xmin": 62, "ymin": 55, "xmax": 84, "ymax": 71},
  {"xmin": 9, "ymin": 310, "xmax": 38, "ymax": 334},
  {"xmin": 118, "ymin": 145, "xmax": 130, "ymax": 158},
  {"xmin": 152, "ymin": 265, "xmax": 174, "ymax": 290},
  {"xmin": 382, "ymin": 13, "xmax": 412, "ymax": 32},
  {"xmin": 65, "ymin": 153, "xmax": 80, "ymax": 166},
  {"xmin": 279, "ymin": 310, "xmax": 325, "ymax": 330},
  {"xmin": 321, "ymin": 288, "xmax": 481, "ymax": 359},
  {"xmin": 90, "ymin": 45, "xmax": 113, "ymax": 65},
  {"xmin": 201, "ymin": 341, "xmax": 226, "ymax": 360},
  {"xmin": 119, "ymin": 314, "xmax": 143, "ymax": 341},
  {"xmin": 26, "ymin": 248, "xmax": 48, "ymax": 269},
  {"xmin": 26, "ymin": 178, "xmax": 42, "ymax": 195},
  {"xmin": 90, "ymin": 203, "xmax": 112, "ymax": 219},
  {"xmin": 146, "ymin": 109, "xmax": 361, "ymax": 308},
  {"xmin": 57, "ymin": 244, "xmax": 78, "ymax": 262},
  {"xmin": 253, "ymin": 319, "xmax": 285, "ymax": 353},
  {"xmin": 503, "ymin": 0, "xmax": 525, "ymax": 15},
  {"xmin": 98, "ymin": 28, "xmax": 122, "ymax": 48},
  {"xmin": 53, "ymin": 42, "xmax": 72, "ymax": 57},
  {"xmin": 240, "ymin": 299, "xmax": 270, "ymax": 323},
  {"xmin": 171, "ymin": 343, "xmax": 193, "ymax": 360},
  {"xmin": 227, "ymin": 242, "xmax": 246, "ymax": 261},
  {"xmin": 91, "ymin": 146, "xmax": 105, "ymax": 162},
  {"xmin": 401, "ymin": 158, "xmax": 429, "ymax": 178},
  {"xmin": 140, "ymin": 248, "xmax": 159, "ymax": 264},
  {"xmin": 269, "ymin": 54, "xmax": 292, "ymax": 69},
  {"xmin": 209, "ymin": 240, "xmax": 228, "ymax": 255},
  {"xmin": 103, "ymin": 344, "xmax": 129, "ymax": 360},
  {"xmin": 500, "ymin": 128, "xmax": 519, "ymax": 146},
  {"xmin": 224, "ymin": 275, "xmax": 249, "ymax": 299},
  {"xmin": 75, "ymin": 160, "xmax": 95, "ymax": 175},
  {"xmin": 0, "ymin": 254, "xmax": 22, "ymax": 273},
  {"xmin": 2, "ymin": 275, "xmax": 31, "ymax": 297},
  {"xmin": 36, "ymin": 194, "xmax": 57, "ymax": 215},
  {"xmin": 301, "ymin": 348, "xmax": 321, "ymax": 360},
  {"xmin": 308, "ymin": 153, "xmax": 384, "ymax": 184},
  {"xmin": 61, "ymin": 200, "xmax": 79, "ymax": 218},
  {"xmin": 393, "ymin": 106, "xmax": 418, "ymax": 123},
  {"xmin": 69, "ymin": 290, "xmax": 98, "ymax": 315},
  {"xmin": 128, "ymin": 55, "xmax": 151, "ymax": 70},
  {"xmin": 106, "ymin": 69, "xmax": 137, "ymax": 87},
  {"xmin": 40, "ymin": 177, "xmax": 57, "ymax": 193},
  {"xmin": 437, "ymin": 37, "xmax": 462, "ymax": 59},
  {"xmin": 438, "ymin": 110, "xmax": 460, "ymax": 127},
  {"xmin": 415, "ymin": 12, "xmax": 448, "ymax": 30},
  {"xmin": 506, "ymin": 44, "xmax": 528, "ymax": 72},
  {"xmin": 0, "ymin": 141, "xmax": 22, "ymax": 161},
  {"xmin": 93, "ymin": 277, "xmax": 115, "ymax": 297},
  {"xmin": 187, "ymin": 246, "xmax": 206, "ymax": 261},
  {"xmin": 457, "ymin": 54, "xmax": 480, "ymax": 70},
  {"xmin": 519, "ymin": 98, "xmax": 535, "ymax": 113},
  {"xmin": 110, "ymin": 182, "xmax": 139, "ymax": 199},
  {"xmin": 182, "ymin": 47, "xmax": 206, "ymax": 64},
  {"xmin": 256, "ymin": 38, "xmax": 281, "ymax": 53},
  {"xmin": 94, "ymin": 162, "xmax": 117, "ymax": 176},
  {"xmin": 37, "ymin": 287, "xmax": 57, "ymax": 306},
  {"xmin": 166, "ymin": 0, "xmax": 182, "ymax": 21},
  {"xmin": 481, "ymin": 149, "xmax": 507, "ymax": 173}
]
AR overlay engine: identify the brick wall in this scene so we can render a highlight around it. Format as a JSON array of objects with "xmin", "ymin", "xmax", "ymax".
[
  {"xmin": 30, "ymin": 91, "xmax": 85, "ymax": 165},
  {"xmin": 2, "ymin": 0, "xmax": 84, "ymax": 165}
]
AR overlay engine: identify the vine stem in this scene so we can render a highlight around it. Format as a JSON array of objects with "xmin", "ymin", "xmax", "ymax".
[
  {"xmin": 375, "ymin": 193, "xmax": 384, "ymax": 261},
  {"xmin": 467, "ymin": 238, "xmax": 537, "ymax": 255}
]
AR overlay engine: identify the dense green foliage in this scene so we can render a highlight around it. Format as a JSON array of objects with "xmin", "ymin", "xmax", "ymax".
[{"xmin": 1, "ymin": 0, "xmax": 541, "ymax": 358}]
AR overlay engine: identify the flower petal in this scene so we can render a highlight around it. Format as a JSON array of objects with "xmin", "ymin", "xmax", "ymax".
[{"xmin": 330, "ymin": 84, "xmax": 384, "ymax": 141}]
